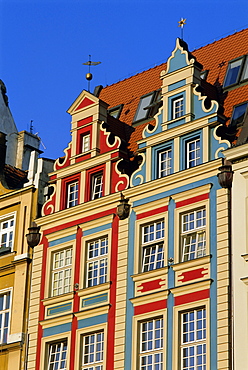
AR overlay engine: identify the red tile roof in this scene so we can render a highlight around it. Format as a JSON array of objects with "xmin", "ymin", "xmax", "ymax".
[{"xmin": 100, "ymin": 28, "xmax": 248, "ymax": 152}]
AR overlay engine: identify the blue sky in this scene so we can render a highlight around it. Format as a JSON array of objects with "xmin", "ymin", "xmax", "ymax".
[{"xmin": 0, "ymin": 0, "xmax": 247, "ymax": 159}]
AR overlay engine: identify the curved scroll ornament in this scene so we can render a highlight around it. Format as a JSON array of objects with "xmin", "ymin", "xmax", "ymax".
[
  {"xmin": 193, "ymin": 85, "xmax": 218, "ymax": 115},
  {"xmin": 42, "ymin": 184, "xmax": 56, "ymax": 216},
  {"xmin": 54, "ymin": 142, "xmax": 72, "ymax": 171},
  {"xmin": 100, "ymin": 122, "xmax": 121, "ymax": 151},
  {"xmin": 114, "ymin": 160, "xmax": 129, "ymax": 193},
  {"xmin": 143, "ymin": 108, "xmax": 163, "ymax": 139},
  {"xmin": 213, "ymin": 125, "xmax": 230, "ymax": 158},
  {"xmin": 130, "ymin": 153, "xmax": 146, "ymax": 187}
]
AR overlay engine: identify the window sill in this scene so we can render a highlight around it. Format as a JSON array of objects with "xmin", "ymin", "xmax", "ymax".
[
  {"xmin": 172, "ymin": 255, "xmax": 211, "ymax": 271},
  {"xmin": 77, "ymin": 282, "xmax": 111, "ymax": 298},
  {"xmin": 42, "ymin": 292, "xmax": 74, "ymax": 306},
  {"xmin": 132, "ymin": 266, "xmax": 169, "ymax": 282}
]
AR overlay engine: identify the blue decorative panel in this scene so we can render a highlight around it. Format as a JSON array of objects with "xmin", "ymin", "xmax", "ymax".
[
  {"xmin": 78, "ymin": 314, "xmax": 108, "ymax": 329},
  {"xmin": 82, "ymin": 293, "xmax": 108, "ymax": 308},
  {"xmin": 138, "ymin": 142, "xmax": 146, "ymax": 149},
  {"xmin": 167, "ymin": 48, "xmax": 188, "ymax": 74},
  {"xmin": 49, "ymin": 234, "xmax": 76, "ymax": 247},
  {"xmin": 193, "ymin": 93, "xmax": 217, "ymax": 120},
  {"xmin": 84, "ymin": 223, "xmax": 111, "ymax": 236},
  {"xmin": 47, "ymin": 303, "xmax": 72, "ymax": 316},
  {"xmin": 43, "ymin": 322, "xmax": 71, "ymax": 337},
  {"xmin": 131, "ymin": 153, "xmax": 146, "ymax": 187},
  {"xmin": 143, "ymin": 111, "xmax": 163, "ymax": 138},
  {"xmin": 168, "ymin": 79, "xmax": 186, "ymax": 91},
  {"xmin": 209, "ymin": 127, "xmax": 229, "ymax": 160}
]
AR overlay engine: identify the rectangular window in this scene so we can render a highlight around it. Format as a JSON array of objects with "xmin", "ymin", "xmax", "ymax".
[
  {"xmin": 51, "ymin": 248, "xmax": 72, "ymax": 296},
  {"xmin": 181, "ymin": 208, "xmax": 206, "ymax": 262},
  {"xmin": 0, "ymin": 291, "xmax": 11, "ymax": 344},
  {"xmin": 181, "ymin": 308, "xmax": 206, "ymax": 370},
  {"xmin": 223, "ymin": 58, "xmax": 243, "ymax": 87},
  {"xmin": 91, "ymin": 172, "xmax": 103, "ymax": 200},
  {"xmin": 140, "ymin": 318, "xmax": 163, "ymax": 370},
  {"xmin": 172, "ymin": 96, "xmax": 184, "ymax": 119},
  {"xmin": 0, "ymin": 214, "xmax": 15, "ymax": 253},
  {"xmin": 82, "ymin": 134, "xmax": 90, "ymax": 153},
  {"xmin": 141, "ymin": 221, "xmax": 164, "ymax": 272},
  {"xmin": 47, "ymin": 340, "xmax": 67, "ymax": 370},
  {"xmin": 67, "ymin": 182, "xmax": 78, "ymax": 208},
  {"xmin": 158, "ymin": 148, "xmax": 172, "ymax": 178},
  {"xmin": 241, "ymin": 57, "xmax": 248, "ymax": 82},
  {"xmin": 82, "ymin": 331, "xmax": 104, "ymax": 370},
  {"xmin": 186, "ymin": 138, "xmax": 200, "ymax": 169},
  {"xmin": 86, "ymin": 237, "xmax": 108, "ymax": 287},
  {"xmin": 230, "ymin": 102, "xmax": 248, "ymax": 128}
]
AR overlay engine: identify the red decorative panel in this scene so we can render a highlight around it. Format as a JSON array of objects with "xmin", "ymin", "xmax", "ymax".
[
  {"xmin": 178, "ymin": 268, "xmax": 208, "ymax": 283},
  {"xmin": 134, "ymin": 299, "xmax": 167, "ymax": 315},
  {"xmin": 77, "ymin": 116, "xmax": 93, "ymax": 127},
  {"xmin": 137, "ymin": 206, "xmax": 168, "ymax": 220},
  {"xmin": 75, "ymin": 98, "xmax": 95, "ymax": 111},
  {"xmin": 174, "ymin": 289, "xmax": 209, "ymax": 306},
  {"xmin": 137, "ymin": 278, "xmax": 165, "ymax": 293},
  {"xmin": 42, "ymin": 187, "xmax": 56, "ymax": 216},
  {"xmin": 110, "ymin": 161, "xmax": 129, "ymax": 194},
  {"xmin": 50, "ymin": 174, "xmax": 57, "ymax": 181},
  {"xmin": 54, "ymin": 145, "xmax": 71, "ymax": 170},
  {"xmin": 75, "ymin": 153, "xmax": 91, "ymax": 163},
  {"xmin": 176, "ymin": 193, "xmax": 209, "ymax": 208}
]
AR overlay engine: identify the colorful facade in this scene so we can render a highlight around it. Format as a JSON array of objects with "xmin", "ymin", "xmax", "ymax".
[{"xmin": 28, "ymin": 29, "xmax": 248, "ymax": 370}]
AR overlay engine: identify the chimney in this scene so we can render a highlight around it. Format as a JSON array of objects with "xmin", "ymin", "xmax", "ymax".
[{"xmin": 0, "ymin": 132, "xmax": 7, "ymax": 173}]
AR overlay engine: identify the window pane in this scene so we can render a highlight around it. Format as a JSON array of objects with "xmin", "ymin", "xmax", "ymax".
[
  {"xmin": 134, "ymin": 94, "xmax": 154, "ymax": 122},
  {"xmin": 230, "ymin": 103, "xmax": 248, "ymax": 127},
  {"xmin": 241, "ymin": 58, "xmax": 248, "ymax": 81},
  {"xmin": 224, "ymin": 59, "xmax": 242, "ymax": 87}
]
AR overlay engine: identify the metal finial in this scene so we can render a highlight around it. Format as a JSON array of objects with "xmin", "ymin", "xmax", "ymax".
[
  {"xmin": 178, "ymin": 18, "xmax": 186, "ymax": 40},
  {"xmin": 30, "ymin": 120, "xmax": 33, "ymax": 134},
  {"xmin": 82, "ymin": 55, "xmax": 101, "ymax": 92}
]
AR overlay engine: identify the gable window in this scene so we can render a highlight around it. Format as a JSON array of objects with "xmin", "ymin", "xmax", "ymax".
[
  {"xmin": 230, "ymin": 102, "xmax": 248, "ymax": 127},
  {"xmin": 158, "ymin": 148, "xmax": 172, "ymax": 178},
  {"xmin": 67, "ymin": 182, "xmax": 78, "ymax": 208},
  {"xmin": 51, "ymin": 248, "xmax": 72, "ymax": 296},
  {"xmin": 181, "ymin": 208, "xmax": 206, "ymax": 262},
  {"xmin": 141, "ymin": 221, "xmax": 164, "ymax": 272},
  {"xmin": 139, "ymin": 318, "xmax": 163, "ymax": 369},
  {"xmin": 86, "ymin": 237, "xmax": 108, "ymax": 287},
  {"xmin": 223, "ymin": 56, "xmax": 248, "ymax": 88},
  {"xmin": 82, "ymin": 331, "xmax": 104, "ymax": 370},
  {"xmin": 181, "ymin": 308, "xmax": 206, "ymax": 370},
  {"xmin": 133, "ymin": 90, "xmax": 161, "ymax": 123},
  {"xmin": 0, "ymin": 291, "xmax": 11, "ymax": 344},
  {"xmin": 108, "ymin": 104, "xmax": 123, "ymax": 119},
  {"xmin": 172, "ymin": 95, "xmax": 184, "ymax": 119},
  {"xmin": 186, "ymin": 137, "xmax": 200, "ymax": 169},
  {"xmin": 81, "ymin": 133, "xmax": 90, "ymax": 153},
  {"xmin": 47, "ymin": 340, "xmax": 67, "ymax": 370},
  {"xmin": 0, "ymin": 214, "xmax": 15, "ymax": 253},
  {"xmin": 91, "ymin": 172, "xmax": 103, "ymax": 200}
]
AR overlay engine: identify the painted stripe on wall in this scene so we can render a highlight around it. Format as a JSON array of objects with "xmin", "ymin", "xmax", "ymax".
[
  {"xmin": 77, "ymin": 314, "xmax": 108, "ymax": 329},
  {"xmin": 49, "ymin": 234, "xmax": 76, "ymax": 247},
  {"xmin": 134, "ymin": 299, "xmax": 167, "ymax": 315},
  {"xmin": 136, "ymin": 205, "xmax": 168, "ymax": 220},
  {"xmin": 174, "ymin": 289, "xmax": 210, "ymax": 306},
  {"xmin": 43, "ymin": 322, "xmax": 71, "ymax": 337},
  {"xmin": 176, "ymin": 193, "xmax": 209, "ymax": 208},
  {"xmin": 83, "ymin": 223, "xmax": 112, "ymax": 236}
]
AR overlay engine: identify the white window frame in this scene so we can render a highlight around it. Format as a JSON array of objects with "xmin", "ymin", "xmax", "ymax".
[
  {"xmin": 86, "ymin": 237, "xmax": 108, "ymax": 287},
  {"xmin": 0, "ymin": 212, "xmax": 15, "ymax": 253},
  {"xmin": 139, "ymin": 317, "xmax": 163, "ymax": 370},
  {"xmin": 51, "ymin": 248, "xmax": 72, "ymax": 296},
  {"xmin": 82, "ymin": 331, "xmax": 104, "ymax": 370},
  {"xmin": 181, "ymin": 208, "xmax": 206, "ymax": 262},
  {"xmin": 91, "ymin": 173, "xmax": 103, "ymax": 200},
  {"xmin": 158, "ymin": 148, "xmax": 172, "ymax": 178},
  {"xmin": 186, "ymin": 138, "xmax": 200, "ymax": 169},
  {"xmin": 0, "ymin": 290, "xmax": 11, "ymax": 344},
  {"xmin": 172, "ymin": 96, "xmax": 184, "ymax": 119},
  {"xmin": 181, "ymin": 308, "xmax": 206, "ymax": 370},
  {"xmin": 47, "ymin": 340, "xmax": 67, "ymax": 370},
  {"xmin": 67, "ymin": 181, "xmax": 78, "ymax": 208},
  {"xmin": 141, "ymin": 221, "xmax": 164, "ymax": 272},
  {"xmin": 82, "ymin": 134, "xmax": 90, "ymax": 153}
]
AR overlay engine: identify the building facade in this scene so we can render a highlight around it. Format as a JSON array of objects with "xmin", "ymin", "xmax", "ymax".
[{"xmin": 28, "ymin": 29, "xmax": 248, "ymax": 370}]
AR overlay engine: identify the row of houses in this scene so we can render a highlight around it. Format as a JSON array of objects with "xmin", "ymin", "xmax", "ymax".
[{"xmin": 0, "ymin": 28, "xmax": 248, "ymax": 370}]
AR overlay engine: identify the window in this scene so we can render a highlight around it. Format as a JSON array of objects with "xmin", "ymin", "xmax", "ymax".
[
  {"xmin": 181, "ymin": 308, "xmax": 206, "ymax": 370},
  {"xmin": 223, "ymin": 56, "xmax": 248, "ymax": 88},
  {"xmin": 67, "ymin": 182, "xmax": 78, "ymax": 208},
  {"xmin": 0, "ymin": 214, "xmax": 15, "ymax": 253},
  {"xmin": 51, "ymin": 248, "xmax": 72, "ymax": 296},
  {"xmin": 141, "ymin": 221, "xmax": 164, "ymax": 272},
  {"xmin": 82, "ymin": 331, "xmax": 104, "ymax": 370},
  {"xmin": 139, "ymin": 318, "xmax": 163, "ymax": 370},
  {"xmin": 230, "ymin": 102, "xmax": 248, "ymax": 127},
  {"xmin": 91, "ymin": 173, "xmax": 103, "ymax": 200},
  {"xmin": 158, "ymin": 148, "xmax": 172, "ymax": 178},
  {"xmin": 186, "ymin": 138, "xmax": 200, "ymax": 169},
  {"xmin": 0, "ymin": 291, "xmax": 11, "ymax": 344},
  {"xmin": 134, "ymin": 90, "xmax": 161, "ymax": 123},
  {"xmin": 108, "ymin": 104, "xmax": 123, "ymax": 119},
  {"xmin": 47, "ymin": 340, "xmax": 67, "ymax": 370},
  {"xmin": 86, "ymin": 237, "xmax": 108, "ymax": 287},
  {"xmin": 172, "ymin": 96, "xmax": 184, "ymax": 119},
  {"xmin": 82, "ymin": 134, "xmax": 90, "ymax": 153},
  {"xmin": 181, "ymin": 208, "xmax": 206, "ymax": 262}
]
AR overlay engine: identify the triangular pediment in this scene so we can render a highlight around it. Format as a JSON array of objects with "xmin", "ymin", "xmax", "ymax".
[{"xmin": 67, "ymin": 90, "xmax": 99, "ymax": 115}]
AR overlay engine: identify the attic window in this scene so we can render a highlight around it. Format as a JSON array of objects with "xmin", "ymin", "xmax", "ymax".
[
  {"xmin": 108, "ymin": 104, "xmax": 123, "ymax": 119},
  {"xmin": 223, "ymin": 56, "xmax": 248, "ymax": 88},
  {"xmin": 200, "ymin": 70, "xmax": 209, "ymax": 80},
  {"xmin": 133, "ymin": 90, "xmax": 161, "ymax": 123},
  {"xmin": 230, "ymin": 102, "xmax": 248, "ymax": 128}
]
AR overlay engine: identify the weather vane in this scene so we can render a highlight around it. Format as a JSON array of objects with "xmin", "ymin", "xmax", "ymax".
[
  {"xmin": 178, "ymin": 18, "xmax": 186, "ymax": 40},
  {"xmin": 82, "ymin": 55, "xmax": 101, "ymax": 92}
]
